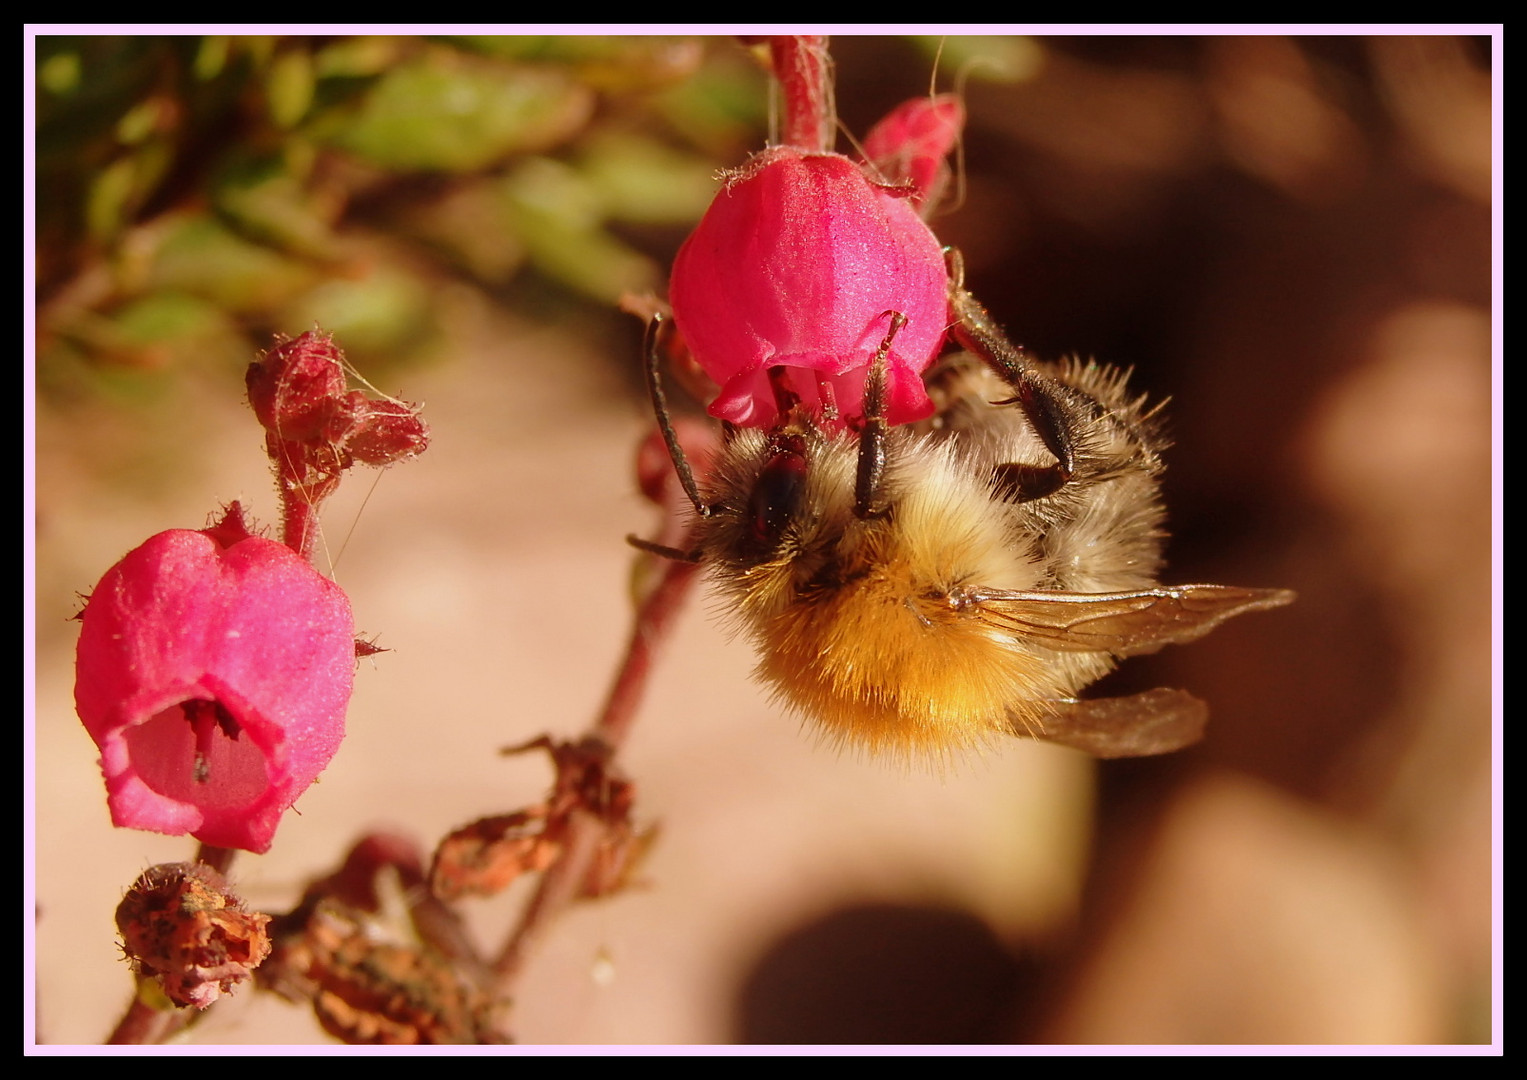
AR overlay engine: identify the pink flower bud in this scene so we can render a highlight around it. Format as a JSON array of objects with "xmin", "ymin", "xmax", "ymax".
[
  {"xmin": 668, "ymin": 146, "xmax": 950, "ymax": 431},
  {"xmin": 861, "ymin": 93, "xmax": 965, "ymax": 212},
  {"xmin": 74, "ymin": 508, "xmax": 355, "ymax": 853}
]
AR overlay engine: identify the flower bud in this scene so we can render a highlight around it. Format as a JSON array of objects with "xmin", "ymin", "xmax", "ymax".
[
  {"xmin": 669, "ymin": 146, "xmax": 950, "ymax": 432},
  {"xmin": 861, "ymin": 93, "xmax": 965, "ymax": 213},
  {"xmin": 74, "ymin": 505, "xmax": 355, "ymax": 853},
  {"xmin": 246, "ymin": 330, "xmax": 430, "ymax": 472},
  {"xmin": 116, "ymin": 862, "xmax": 271, "ymax": 1010}
]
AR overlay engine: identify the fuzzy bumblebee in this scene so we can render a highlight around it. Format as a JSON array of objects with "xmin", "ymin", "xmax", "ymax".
[{"xmin": 639, "ymin": 266, "xmax": 1294, "ymax": 761}]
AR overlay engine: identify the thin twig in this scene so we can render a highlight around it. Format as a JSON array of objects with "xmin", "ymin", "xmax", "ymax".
[{"xmin": 492, "ymin": 545, "xmax": 702, "ymax": 989}]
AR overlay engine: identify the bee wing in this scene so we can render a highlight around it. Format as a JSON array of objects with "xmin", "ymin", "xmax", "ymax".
[
  {"xmin": 1032, "ymin": 688, "xmax": 1210, "ymax": 758},
  {"xmin": 970, "ymin": 584, "xmax": 1295, "ymax": 657}
]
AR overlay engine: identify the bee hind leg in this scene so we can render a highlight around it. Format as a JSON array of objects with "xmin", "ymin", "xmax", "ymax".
[
  {"xmin": 991, "ymin": 461, "xmax": 1072, "ymax": 503},
  {"xmin": 945, "ymin": 248, "xmax": 1078, "ymax": 501}
]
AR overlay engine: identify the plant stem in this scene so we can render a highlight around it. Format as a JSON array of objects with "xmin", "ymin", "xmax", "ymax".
[
  {"xmin": 106, "ymin": 994, "xmax": 189, "ymax": 1045},
  {"xmin": 492, "ymin": 544, "xmax": 702, "ymax": 989},
  {"xmin": 771, "ymin": 36, "xmax": 834, "ymax": 153},
  {"xmin": 195, "ymin": 842, "xmax": 236, "ymax": 876},
  {"xmin": 105, "ymin": 981, "xmax": 202, "ymax": 1045}
]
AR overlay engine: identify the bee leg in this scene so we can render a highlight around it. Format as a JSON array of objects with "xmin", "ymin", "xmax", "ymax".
[
  {"xmin": 945, "ymin": 248, "xmax": 1078, "ymax": 499},
  {"xmin": 853, "ymin": 310, "xmax": 909, "ymax": 520},
  {"xmin": 991, "ymin": 461, "xmax": 1072, "ymax": 503},
  {"xmin": 643, "ymin": 313, "xmax": 711, "ymax": 518}
]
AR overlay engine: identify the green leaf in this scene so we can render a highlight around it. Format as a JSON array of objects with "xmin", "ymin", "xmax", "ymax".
[{"xmin": 317, "ymin": 51, "xmax": 593, "ymax": 172}]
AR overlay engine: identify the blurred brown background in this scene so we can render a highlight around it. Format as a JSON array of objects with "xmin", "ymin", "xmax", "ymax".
[{"xmin": 32, "ymin": 34, "xmax": 1496, "ymax": 1046}]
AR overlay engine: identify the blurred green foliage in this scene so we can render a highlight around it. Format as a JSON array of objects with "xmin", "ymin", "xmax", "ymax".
[{"xmin": 34, "ymin": 34, "xmax": 768, "ymax": 401}]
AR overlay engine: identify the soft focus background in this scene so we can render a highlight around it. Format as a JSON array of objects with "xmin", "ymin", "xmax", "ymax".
[{"xmin": 31, "ymin": 33, "xmax": 1496, "ymax": 1046}]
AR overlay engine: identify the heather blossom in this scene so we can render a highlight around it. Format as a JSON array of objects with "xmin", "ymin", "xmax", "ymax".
[
  {"xmin": 667, "ymin": 144, "xmax": 952, "ymax": 432},
  {"xmin": 74, "ymin": 505, "xmax": 355, "ymax": 854}
]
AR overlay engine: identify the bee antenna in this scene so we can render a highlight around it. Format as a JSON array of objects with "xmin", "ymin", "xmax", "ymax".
[
  {"xmin": 643, "ymin": 313, "xmax": 711, "ymax": 518},
  {"xmin": 854, "ymin": 310, "xmax": 907, "ymax": 520},
  {"xmin": 625, "ymin": 533, "xmax": 703, "ymax": 563}
]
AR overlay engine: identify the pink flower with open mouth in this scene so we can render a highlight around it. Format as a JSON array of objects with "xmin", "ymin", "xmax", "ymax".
[
  {"xmin": 74, "ymin": 507, "xmax": 354, "ymax": 854},
  {"xmin": 668, "ymin": 145, "xmax": 951, "ymax": 433}
]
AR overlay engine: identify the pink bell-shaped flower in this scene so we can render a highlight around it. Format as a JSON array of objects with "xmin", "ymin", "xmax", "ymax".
[
  {"xmin": 668, "ymin": 145, "xmax": 951, "ymax": 432},
  {"xmin": 74, "ymin": 507, "xmax": 354, "ymax": 853}
]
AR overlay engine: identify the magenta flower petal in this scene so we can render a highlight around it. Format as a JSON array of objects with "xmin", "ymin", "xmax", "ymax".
[
  {"xmin": 669, "ymin": 146, "xmax": 950, "ymax": 431},
  {"xmin": 74, "ymin": 522, "xmax": 354, "ymax": 853}
]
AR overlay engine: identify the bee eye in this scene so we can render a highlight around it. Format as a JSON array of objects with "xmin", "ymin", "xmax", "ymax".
[{"xmin": 749, "ymin": 453, "xmax": 808, "ymax": 545}]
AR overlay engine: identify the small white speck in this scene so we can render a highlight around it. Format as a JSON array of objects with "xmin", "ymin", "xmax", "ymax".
[{"xmin": 590, "ymin": 949, "xmax": 616, "ymax": 987}]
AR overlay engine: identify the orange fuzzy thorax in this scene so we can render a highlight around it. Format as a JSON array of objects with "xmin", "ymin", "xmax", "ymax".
[{"xmin": 725, "ymin": 436, "xmax": 1093, "ymax": 759}]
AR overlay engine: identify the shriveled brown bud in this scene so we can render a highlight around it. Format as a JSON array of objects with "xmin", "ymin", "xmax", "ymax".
[
  {"xmin": 115, "ymin": 863, "xmax": 271, "ymax": 1009},
  {"xmin": 269, "ymin": 904, "xmax": 506, "ymax": 1045},
  {"xmin": 431, "ymin": 809, "xmax": 561, "ymax": 902}
]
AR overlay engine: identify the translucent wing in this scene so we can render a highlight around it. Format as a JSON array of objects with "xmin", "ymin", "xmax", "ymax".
[
  {"xmin": 967, "ymin": 584, "xmax": 1296, "ymax": 657},
  {"xmin": 1028, "ymin": 688, "xmax": 1210, "ymax": 758}
]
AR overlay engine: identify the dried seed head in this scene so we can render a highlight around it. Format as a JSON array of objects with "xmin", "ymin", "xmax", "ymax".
[{"xmin": 115, "ymin": 863, "xmax": 271, "ymax": 1010}]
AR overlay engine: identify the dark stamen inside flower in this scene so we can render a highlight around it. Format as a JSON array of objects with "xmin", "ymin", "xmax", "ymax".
[
  {"xmin": 124, "ymin": 696, "xmax": 269, "ymax": 809},
  {"xmin": 766, "ymin": 367, "xmax": 802, "ymax": 418},
  {"xmin": 183, "ymin": 700, "xmax": 242, "ymax": 785},
  {"xmin": 125, "ymin": 696, "xmax": 271, "ymax": 806}
]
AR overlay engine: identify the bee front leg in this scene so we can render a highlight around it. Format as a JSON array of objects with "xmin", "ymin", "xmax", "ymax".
[
  {"xmin": 946, "ymin": 249, "xmax": 1078, "ymax": 502},
  {"xmin": 853, "ymin": 310, "xmax": 909, "ymax": 520},
  {"xmin": 643, "ymin": 313, "xmax": 711, "ymax": 519}
]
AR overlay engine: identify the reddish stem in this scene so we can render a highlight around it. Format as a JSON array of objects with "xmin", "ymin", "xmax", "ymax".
[
  {"xmin": 594, "ymin": 552, "xmax": 703, "ymax": 753},
  {"xmin": 493, "ymin": 542, "xmax": 702, "ymax": 988},
  {"xmin": 194, "ymin": 843, "xmax": 236, "ymax": 877},
  {"xmin": 770, "ymin": 36, "xmax": 834, "ymax": 153},
  {"xmin": 281, "ymin": 490, "xmax": 321, "ymax": 562},
  {"xmin": 270, "ymin": 440, "xmax": 327, "ymax": 561},
  {"xmin": 491, "ymin": 809, "xmax": 606, "ymax": 987},
  {"xmin": 106, "ymin": 994, "xmax": 192, "ymax": 1045}
]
